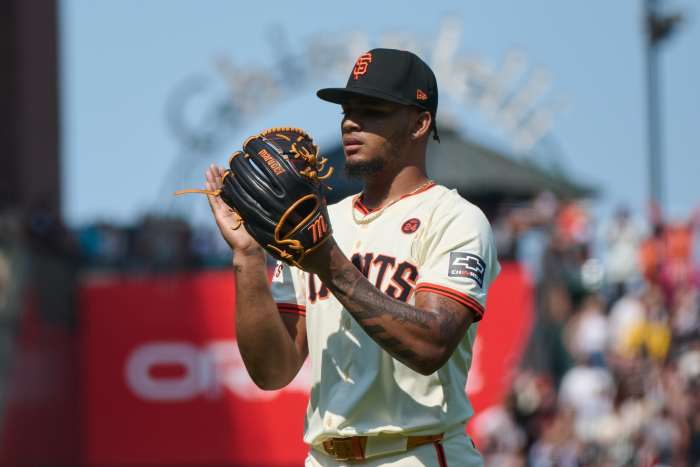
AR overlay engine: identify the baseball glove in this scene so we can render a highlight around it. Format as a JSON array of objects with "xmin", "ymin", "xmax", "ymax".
[{"xmin": 177, "ymin": 127, "xmax": 334, "ymax": 268}]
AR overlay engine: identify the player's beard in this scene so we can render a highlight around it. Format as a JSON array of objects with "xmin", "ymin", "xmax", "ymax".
[
  {"xmin": 344, "ymin": 126, "xmax": 410, "ymax": 179},
  {"xmin": 344, "ymin": 157, "xmax": 386, "ymax": 178}
]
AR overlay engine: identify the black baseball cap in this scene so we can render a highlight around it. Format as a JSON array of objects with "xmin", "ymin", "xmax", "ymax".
[{"xmin": 317, "ymin": 48, "xmax": 440, "ymax": 141}]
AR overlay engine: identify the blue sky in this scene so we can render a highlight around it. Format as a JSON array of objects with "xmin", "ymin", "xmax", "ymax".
[{"xmin": 60, "ymin": 0, "xmax": 699, "ymax": 228}]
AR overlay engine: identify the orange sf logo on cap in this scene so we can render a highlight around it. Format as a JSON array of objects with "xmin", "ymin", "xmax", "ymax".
[{"xmin": 352, "ymin": 52, "xmax": 372, "ymax": 80}]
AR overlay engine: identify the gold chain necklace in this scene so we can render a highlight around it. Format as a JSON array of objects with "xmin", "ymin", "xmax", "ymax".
[{"xmin": 351, "ymin": 180, "xmax": 435, "ymax": 225}]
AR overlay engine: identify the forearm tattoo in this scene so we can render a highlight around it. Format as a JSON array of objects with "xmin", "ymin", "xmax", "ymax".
[{"xmin": 322, "ymin": 258, "xmax": 463, "ymax": 369}]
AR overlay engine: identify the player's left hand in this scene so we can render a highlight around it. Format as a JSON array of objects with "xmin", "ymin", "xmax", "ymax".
[{"xmin": 204, "ymin": 164, "xmax": 261, "ymax": 255}]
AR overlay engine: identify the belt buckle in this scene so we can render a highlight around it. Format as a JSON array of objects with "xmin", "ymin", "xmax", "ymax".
[
  {"xmin": 333, "ymin": 438, "xmax": 354, "ymax": 461},
  {"xmin": 326, "ymin": 438, "xmax": 353, "ymax": 461}
]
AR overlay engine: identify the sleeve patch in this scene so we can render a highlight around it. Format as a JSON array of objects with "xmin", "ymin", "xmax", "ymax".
[{"xmin": 448, "ymin": 252, "xmax": 486, "ymax": 287}]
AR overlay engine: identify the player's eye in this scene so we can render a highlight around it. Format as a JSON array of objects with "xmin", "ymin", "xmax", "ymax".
[{"xmin": 345, "ymin": 108, "xmax": 388, "ymax": 118}]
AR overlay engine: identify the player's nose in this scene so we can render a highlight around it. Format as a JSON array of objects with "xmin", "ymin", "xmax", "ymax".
[{"xmin": 341, "ymin": 113, "xmax": 362, "ymax": 133}]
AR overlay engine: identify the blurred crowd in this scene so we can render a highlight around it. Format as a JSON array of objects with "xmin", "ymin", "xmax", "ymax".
[
  {"xmin": 74, "ymin": 215, "xmax": 232, "ymax": 272},
  {"xmin": 476, "ymin": 195, "xmax": 700, "ymax": 467}
]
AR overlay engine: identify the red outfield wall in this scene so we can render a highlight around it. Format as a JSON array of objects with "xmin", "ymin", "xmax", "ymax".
[{"xmin": 2, "ymin": 263, "xmax": 532, "ymax": 466}]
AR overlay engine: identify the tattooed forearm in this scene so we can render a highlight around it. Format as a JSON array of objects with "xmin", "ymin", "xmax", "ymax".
[
  {"xmin": 360, "ymin": 323, "xmax": 418, "ymax": 359},
  {"xmin": 438, "ymin": 308, "xmax": 459, "ymax": 341},
  {"xmin": 336, "ymin": 275, "xmax": 434, "ymax": 329},
  {"xmin": 317, "ymin": 248, "xmax": 474, "ymax": 374},
  {"xmin": 328, "ymin": 261, "xmax": 433, "ymax": 328}
]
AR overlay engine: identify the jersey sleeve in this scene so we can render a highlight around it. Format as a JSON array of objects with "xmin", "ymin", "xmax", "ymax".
[
  {"xmin": 270, "ymin": 260, "xmax": 307, "ymax": 316},
  {"xmin": 415, "ymin": 197, "xmax": 500, "ymax": 321}
]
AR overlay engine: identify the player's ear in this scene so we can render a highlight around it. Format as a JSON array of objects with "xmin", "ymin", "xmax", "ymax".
[{"xmin": 410, "ymin": 110, "xmax": 432, "ymax": 140}]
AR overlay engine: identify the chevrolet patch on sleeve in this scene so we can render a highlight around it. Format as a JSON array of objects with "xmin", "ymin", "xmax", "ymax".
[{"xmin": 448, "ymin": 252, "xmax": 486, "ymax": 287}]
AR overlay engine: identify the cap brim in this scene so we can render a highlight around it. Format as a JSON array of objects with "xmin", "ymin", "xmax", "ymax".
[{"xmin": 317, "ymin": 87, "xmax": 417, "ymax": 108}]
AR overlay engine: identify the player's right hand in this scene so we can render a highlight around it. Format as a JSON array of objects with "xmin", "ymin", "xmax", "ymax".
[{"xmin": 205, "ymin": 164, "xmax": 262, "ymax": 255}]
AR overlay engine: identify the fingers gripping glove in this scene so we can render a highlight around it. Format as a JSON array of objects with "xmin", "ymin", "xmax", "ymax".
[{"xmin": 220, "ymin": 127, "xmax": 334, "ymax": 268}]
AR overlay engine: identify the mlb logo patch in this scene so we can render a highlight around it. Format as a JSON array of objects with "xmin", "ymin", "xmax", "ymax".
[{"xmin": 448, "ymin": 252, "xmax": 486, "ymax": 287}]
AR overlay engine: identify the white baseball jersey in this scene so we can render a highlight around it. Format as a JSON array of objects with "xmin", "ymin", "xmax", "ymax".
[{"xmin": 270, "ymin": 182, "xmax": 500, "ymax": 447}]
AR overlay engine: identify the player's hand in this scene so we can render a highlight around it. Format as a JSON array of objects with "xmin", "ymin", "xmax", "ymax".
[{"xmin": 205, "ymin": 164, "xmax": 261, "ymax": 255}]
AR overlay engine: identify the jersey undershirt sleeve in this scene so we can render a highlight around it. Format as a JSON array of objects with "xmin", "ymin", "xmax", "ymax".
[
  {"xmin": 270, "ymin": 260, "xmax": 307, "ymax": 316},
  {"xmin": 415, "ymin": 197, "xmax": 500, "ymax": 321}
]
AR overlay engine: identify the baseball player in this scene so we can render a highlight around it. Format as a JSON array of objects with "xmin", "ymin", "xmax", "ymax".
[{"xmin": 205, "ymin": 48, "xmax": 500, "ymax": 466}]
